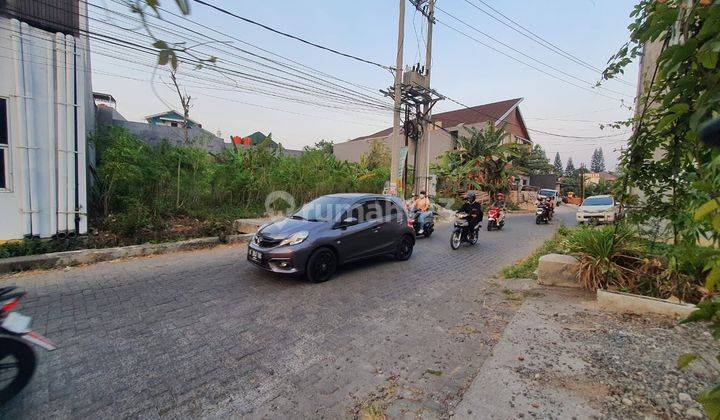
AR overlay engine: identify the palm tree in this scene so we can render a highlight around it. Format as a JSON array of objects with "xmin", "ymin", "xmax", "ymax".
[{"xmin": 435, "ymin": 122, "xmax": 519, "ymax": 194}]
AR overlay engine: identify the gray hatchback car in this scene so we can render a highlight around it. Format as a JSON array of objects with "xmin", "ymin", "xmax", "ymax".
[{"xmin": 247, "ymin": 193, "xmax": 416, "ymax": 282}]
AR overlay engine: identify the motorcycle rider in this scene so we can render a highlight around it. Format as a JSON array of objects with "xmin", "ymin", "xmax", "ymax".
[
  {"xmin": 458, "ymin": 192, "xmax": 483, "ymax": 232},
  {"xmin": 413, "ymin": 191, "xmax": 432, "ymax": 235},
  {"xmin": 492, "ymin": 192, "xmax": 506, "ymax": 209}
]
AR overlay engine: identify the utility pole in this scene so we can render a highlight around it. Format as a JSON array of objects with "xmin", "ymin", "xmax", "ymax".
[
  {"xmin": 407, "ymin": 0, "xmax": 436, "ymax": 195},
  {"xmin": 389, "ymin": 0, "xmax": 405, "ymax": 197},
  {"xmin": 383, "ymin": 0, "xmax": 441, "ymax": 197},
  {"xmin": 419, "ymin": 0, "xmax": 435, "ymax": 194}
]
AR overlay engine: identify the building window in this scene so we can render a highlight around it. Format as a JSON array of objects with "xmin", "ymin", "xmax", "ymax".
[{"xmin": 0, "ymin": 98, "xmax": 8, "ymax": 190}]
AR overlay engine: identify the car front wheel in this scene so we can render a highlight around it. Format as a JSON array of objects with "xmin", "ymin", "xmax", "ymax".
[{"xmin": 306, "ymin": 248, "xmax": 337, "ymax": 283}]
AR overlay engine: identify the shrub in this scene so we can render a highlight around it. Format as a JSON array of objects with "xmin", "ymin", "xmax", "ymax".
[
  {"xmin": 562, "ymin": 225, "xmax": 715, "ymax": 303},
  {"xmin": 89, "ymin": 127, "xmax": 393, "ymax": 233},
  {"xmin": 561, "ymin": 224, "xmax": 643, "ymax": 291},
  {"xmin": 505, "ymin": 201, "xmax": 520, "ymax": 211}
]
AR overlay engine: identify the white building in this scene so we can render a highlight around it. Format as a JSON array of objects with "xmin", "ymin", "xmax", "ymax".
[{"xmin": 0, "ymin": 0, "xmax": 93, "ymax": 240}]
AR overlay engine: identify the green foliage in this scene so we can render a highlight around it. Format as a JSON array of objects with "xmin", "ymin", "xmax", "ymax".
[
  {"xmin": 584, "ymin": 180, "xmax": 615, "ymax": 197},
  {"xmin": 514, "ymin": 144, "xmax": 553, "ymax": 175},
  {"xmin": 562, "ymin": 224, "xmax": 643, "ymax": 291},
  {"xmin": 304, "ymin": 139, "xmax": 334, "ymax": 155},
  {"xmin": 553, "ymin": 152, "xmax": 564, "ymax": 175},
  {"xmin": 564, "ymin": 157, "xmax": 576, "ymax": 177},
  {"xmin": 603, "ymin": 0, "xmax": 719, "ymax": 246},
  {"xmin": 359, "ymin": 140, "xmax": 390, "ymax": 171},
  {"xmin": 0, "ymin": 238, "xmax": 86, "ymax": 259},
  {"xmin": 590, "ymin": 148, "xmax": 606, "ymax": 173},
  {"xmin": 603, "ymin": 3, "xmax": 720, "ymax": 413},
  {"xmin": 677, "ymin": 353, "xmax": 699, "ymax": 369},
  {"xmin": 90, "ymin": 126, "xmax": 388, "ymax": 235},
  {"xmin": 433, "ymin": 122, "xmax": 519, "ymax": 195}
]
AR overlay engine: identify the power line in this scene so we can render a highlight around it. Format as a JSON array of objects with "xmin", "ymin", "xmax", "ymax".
[
  {"xmin": 0, "ymin": 48, "xmax": 391, "ymax": 130},
  {"xmin": 435, "ymin": 17, "xmax": 626, "ymax": 102},
  {"xmin": 441, "ymin": 95, "xmax": 630, "ymax": 139},
  {"xmin": 11, "ymin": 0, "xmax": 393, "ymax": 114},
  {"xmin": 151, "ymin": 3, "xmax": 383, "ymax": 95},
  {"xmin": 101, "ymin": 0, "xmax": 389, "ymax": 103},
  {"xmin": 464, "ymin": 0, "xmax": 634, "ymax": 87},
  {"xmin": 10, "ymin": 0, "xmax": 630, "ymax": 143},
  {"xmin": 84, "ymin": 1, "xmax": 392, "ymax": 110},
  {"xmin": 2, "ymin": 0, "xmax": 395, "ymax": 115},
  {"xmin": 191, "ymin": 0, "xmax": 392, "ymax": 71},
  {"xmin": 434, "ymin": 5, "xmax": 633, "ymax": 99},
  {"xmin": 0, "ymin": 22, "xmax": 392, "ymax": 117}
]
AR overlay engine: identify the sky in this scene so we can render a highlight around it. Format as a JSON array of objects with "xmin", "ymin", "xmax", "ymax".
[{"xmin": 89, "ymin": 0, "xmax": 640, "ymax": 170}]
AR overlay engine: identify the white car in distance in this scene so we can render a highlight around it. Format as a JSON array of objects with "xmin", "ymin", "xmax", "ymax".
[{"xmin": 576, "ymin": 195, "xmax": 621, "ymax": 224}]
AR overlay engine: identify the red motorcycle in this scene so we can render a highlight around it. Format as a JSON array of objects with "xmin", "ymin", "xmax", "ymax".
[
  {"xmin": 487, "ymin": 205, "xmax": 505, "ymax": 231},
  {"xmin": 0, "ymin": 287, "xmax": 56, "ymax": 405}
]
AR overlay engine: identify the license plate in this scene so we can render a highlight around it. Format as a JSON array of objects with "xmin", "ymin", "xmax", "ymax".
[{"xmin": 248, "ymin": 249, "xmax": 263, "ymax": 261}]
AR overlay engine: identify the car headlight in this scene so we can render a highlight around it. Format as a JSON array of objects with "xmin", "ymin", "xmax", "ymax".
[
  {"xmin": 279, "ymin": 231, "xmax": 309, "ymax": 246},
  {"xmin": 253, "ymin": 234, "xmax": 261, "ymax": 244}
]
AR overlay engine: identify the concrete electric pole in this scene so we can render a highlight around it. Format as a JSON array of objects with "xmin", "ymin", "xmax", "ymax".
[
  {"xmin": 384, "ymin": 0, "xmax": 441, "ymax": 198},
  {"xmin": 389, "ymin": 0, "xmax": 406, "ymax": 196},
  {"xmin": 417, "ymin": 0, "xmax": 435, "ymax": 194}
]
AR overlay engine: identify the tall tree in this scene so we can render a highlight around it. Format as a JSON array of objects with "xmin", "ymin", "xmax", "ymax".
[
  {"xmin": 596, "ymin": 148, "xmax": 606, "ymax": 172},
  {"xmin": 590, "ymin": 149, "xmax": 598, "ymax": 172},
  {"xmin": 432, "ymin": 122, "xmax": 518, "ymax": 194},
  {"xmin": 590, "ymin": 148, "xmax": 606, "ymax": 172},
  {"xmin": 526, "ymin": 144, "xmax": 552, "ymax": 174},
  {"xmin": 553, "ymin": 152, "xmax": 563, "ymax": 175},
  {"xmin": 565, "ymin": 157, "xmax": 576, "ymax": 177}
]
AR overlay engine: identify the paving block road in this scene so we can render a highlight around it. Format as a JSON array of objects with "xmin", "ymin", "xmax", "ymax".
[{"xmin": 1, "ymin": 206, "xmax": 576, "ymax": 419}]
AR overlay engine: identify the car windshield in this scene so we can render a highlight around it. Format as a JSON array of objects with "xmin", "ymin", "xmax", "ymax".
[
  {"xmin": 582, "ymin": 196, "xmax": 613, "ymax": 206},
  {"xmin": 292, "ymin": 196, "xmax": 352, "ymax": 222},
  {"xmin": 539, "ymin": 189, "xmax": 557, "ymax": 197}
]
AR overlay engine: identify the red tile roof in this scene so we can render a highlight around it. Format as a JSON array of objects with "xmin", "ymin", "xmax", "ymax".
[{"xmin": 351, "ymin": 98, "xmax": 523, "ymax": 141}]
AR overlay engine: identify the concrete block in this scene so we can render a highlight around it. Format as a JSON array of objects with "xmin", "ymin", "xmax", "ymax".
[
  {"xmin": 226, "ymin": 233, "xmax": 254, "ymax": 244},
  {"xmin": 597, "ymin": 289, "xmax": 697, "ymax": 319},
  {"xmin": 232, "ymin": 217, "xmax": 283, "ymax": 233},
  {"xmin": 537, "ymin": 253, "xmax": 580, "ymax": 288}
]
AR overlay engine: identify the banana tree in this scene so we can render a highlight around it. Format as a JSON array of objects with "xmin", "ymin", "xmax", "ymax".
[{"xmin": 435, "ymin": 122, "xmax": 519, "ymax": 195}]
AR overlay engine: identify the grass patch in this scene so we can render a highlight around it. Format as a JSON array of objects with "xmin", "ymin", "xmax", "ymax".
[
  {"xmin": 500, "ymin": 225, "xmax": 570, "ymax": 279},
  {"xmin": 360, "ymin": 402, "xmax": 386, "ymax": 420},
  {"xmin": 424, "ymin": 369, "xmax": 443, "ymax": 376}
]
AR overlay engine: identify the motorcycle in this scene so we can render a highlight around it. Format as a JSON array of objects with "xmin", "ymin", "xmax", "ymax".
[
  {"xmin": 486, "ymin": 205, "xmax": 505, "ymax": 231},
  {"xmin": 0, "ymin": 286, "xmax": 56, "ymax": 406},
  {"xmin": 450, "ymin": 212, "xmax": 481, "ymax": 250},
  {"xmin": 410, "ymin": 210, "xmax": 435, "ymax": 238},
  {"xmin": 535, "ymin": 202, "xmax": 551, "ymax": 224}
]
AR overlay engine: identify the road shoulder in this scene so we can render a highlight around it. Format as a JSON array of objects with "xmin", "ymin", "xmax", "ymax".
[{"xmin": 453, "ymin": 281, "xmax": 714, "ymax": 419}]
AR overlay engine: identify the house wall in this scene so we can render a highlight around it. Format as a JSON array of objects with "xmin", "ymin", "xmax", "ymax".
[
  {"xmin": 0, "ymin": 16, "xmax": 91, "ymax": 240},
  {"xmin": 334, "ymin": 106, "xmax": 532, "ymax": 167},
  {"xmin": 112, "ymin": 120, "xmax": 227, "ymax": 154}
]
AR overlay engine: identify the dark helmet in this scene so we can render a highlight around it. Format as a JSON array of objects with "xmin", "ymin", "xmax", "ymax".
[{"xmin": 466, "ymin": 192, "xmax": 476, "ymax": 202}]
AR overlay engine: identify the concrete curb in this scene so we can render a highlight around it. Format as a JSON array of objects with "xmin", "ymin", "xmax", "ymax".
[
  {"xmin": 0, "ymin": 233, "xmax": 254, "ymax": 274},
  {"xmin": 597, "ymin": 289, "xmax": 697, "ymax": 319}
]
